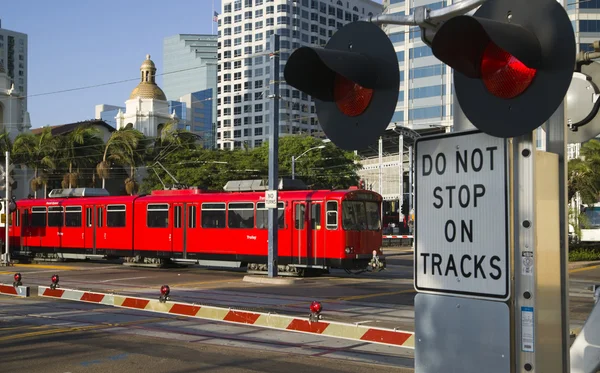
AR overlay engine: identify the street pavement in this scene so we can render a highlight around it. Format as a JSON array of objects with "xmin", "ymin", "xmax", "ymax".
[
  {"xmin": 1, "ymin": 246, "xmax": 599, "ymax": 371},
  {"xmin": 0, "ymin": 295, "xmax": 414, "ymax": 373}
]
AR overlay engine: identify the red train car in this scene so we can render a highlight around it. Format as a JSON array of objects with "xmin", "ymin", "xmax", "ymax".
[{"xmin": 7, "ymin": 183, "xmax": 386, "ymax": 274}]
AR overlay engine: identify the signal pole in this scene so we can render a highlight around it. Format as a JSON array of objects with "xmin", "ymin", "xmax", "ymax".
[
  {"xmin": 267, "ymin": 33, "xmax": 280, "ymax": 278},
  {"xmin": 4, "ymin": 151, "xmax": 9, "ymax": 266}
]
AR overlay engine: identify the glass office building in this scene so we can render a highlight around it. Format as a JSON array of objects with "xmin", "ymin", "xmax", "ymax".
[
  {"xmin": 216, "ymin": 0, "xmax": 383, "ymax": 150},
  {"xmin": 168, "ymin": 88, "xmax": 215, "ymax": 149},
  {"xmin": 162, "ymin": 34, "xmax": 218, "ymax": 147}
]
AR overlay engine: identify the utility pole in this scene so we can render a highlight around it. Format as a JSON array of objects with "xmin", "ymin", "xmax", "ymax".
[
  {"xmin": 4, "ymin": 152, "xmax": 10, "ymax": 266},
  {"xmin": 267, "ymin": 33, "xmax": 280, "ymax": 278}
]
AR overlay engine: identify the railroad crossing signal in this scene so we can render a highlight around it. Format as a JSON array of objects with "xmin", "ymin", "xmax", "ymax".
[
  {"xmin": 0, "ymin": 164, "xmax": 16, "ymax": 191},
  {"xmin": 429, "ymin": 0, "xmax": 575, "ymax": 138},
  {"xmin": 283, "ymin": 21, "xmax": 399, "ymax": 151}
]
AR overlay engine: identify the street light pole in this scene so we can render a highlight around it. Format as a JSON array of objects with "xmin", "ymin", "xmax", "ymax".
[{"xmin": 291, "ymin": 145, "xmax": 326, "ymax": 180}]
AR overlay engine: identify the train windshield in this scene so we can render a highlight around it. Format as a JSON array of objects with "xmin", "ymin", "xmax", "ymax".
[
  {"xmin": 583, "ymin": 206, "xmax": 600, "ymax": 228},
  {"xmin": 342, "ymin": 201, "xmax": 381, "ymax": 231}
]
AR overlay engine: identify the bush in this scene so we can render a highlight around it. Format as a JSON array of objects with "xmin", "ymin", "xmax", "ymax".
[{"xmin": 569, "ymin": 247, "xmax": 600, "ymax": 262}]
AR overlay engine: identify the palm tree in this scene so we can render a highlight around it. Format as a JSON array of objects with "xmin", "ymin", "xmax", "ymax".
[
  {"xmin": 12, "ymin": 127, "xmax": 58, "ymax": 198},
  {"xmin": 96, "ymin": 127, "xmax": 144, "ymax": 189},
  {"xmin": 57, "ymin": 125, "xmax": 104, "ymax": 188}
]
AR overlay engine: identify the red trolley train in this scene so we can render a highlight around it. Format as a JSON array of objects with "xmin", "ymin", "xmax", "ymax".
[{"xmin": 6, "ymin": 183, "xmax": 386, "ymax": 274}]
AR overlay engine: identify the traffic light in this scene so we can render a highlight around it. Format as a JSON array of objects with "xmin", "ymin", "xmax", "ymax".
[
  {"xmin": 429, "ymin": 0, "xmax": 576, "ymax": 138},
  {"xmin": 401, "ymin": 198, "xmax": 409, "ymax": 216},
  {"xmin": 284, "ymin": 21, "xmax": 399, "ymax": 150}
]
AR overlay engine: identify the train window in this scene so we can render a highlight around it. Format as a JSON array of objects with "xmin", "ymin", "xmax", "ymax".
[
  {"xmin": 65, "ymin": 206, "xmax": 82, "ymax": 227},
  {"xmin": 228, "ymin": 202, "xmax": 254, "ymax": 229},
  {"xmin": 48, "ymin": 206, "xmax": 64, "ymax": 227},
  {"xmin": 311, "ymin": 203, "xmax": 321, "ymax": 230},
  {"xmin": 97, "ymin": 207, "xmax": 103, "ymax": 227},
  {"xmin": 86, "ymin": 208, "xmax": 93, "ymax": 227},
  {"xmin": 174, "ymin": 206, "xmax": 182, "ymax": 228},
  {"xmin": 295, "ymin": 204, "xmax": 305, "ymax": 229},
  {"xmin": 326, "ymin": 201, "xmax": 338, "ymax": 230},
  {"xmin": 342, "ymin": 201, "xmax": 367, "ymax": 231},
  {"xmin": 32, "ymin": 207, "xmax": 47, "ymax": 227},
  {"xmin": 107, "ymin": 204, "xmax": 126, "ymax": 227},
  {"xmin": 201, "ymin": 203, "xmax": 226, "ymax": 228},
  {"xmin": 365, "ymin": 202, "xmax": 381, "ymax": 230},
  {"xmin": 255, "ymin": 202, "xmax": 284, "ymax": 229},
  {"xmin": 188, "ymin": 205, "xmax": 197, "ymax": 228},
  {"xmin": 147, "ymin": 204, "xmax": 169, "ymax": 228}
]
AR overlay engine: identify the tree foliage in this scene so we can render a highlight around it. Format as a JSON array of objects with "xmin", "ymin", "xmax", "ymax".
[
  {"xmin": 140, "ymin": 135, "xmax": 361, "ymax": 193},
  {"xmin": 568, "ymin": 139, "xmax": 600, "ymax": 205}
]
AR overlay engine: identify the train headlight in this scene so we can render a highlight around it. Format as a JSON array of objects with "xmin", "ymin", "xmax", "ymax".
[{"xmin": 345, "ymin": 247, "xmax": 353, "ymax": 254}]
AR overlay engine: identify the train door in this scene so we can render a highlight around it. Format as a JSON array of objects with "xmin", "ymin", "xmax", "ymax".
[
  {"xmin": 84, "ymin": 205, "xmax": 95, "ymax": 254},
  {"xmin": 292, "ymin": 201, "xmax": 307, "ymax": 264},
  {"xmin": 308, "ymin": 201, "xmax": 325, "ymax": 266},
  {"xmin": 171, "ymin": 202, "xmax": 186, "ymax": 257},
  {"xmin": 146, "ymin": 203, "xmax": 172, "ymax": 256}
]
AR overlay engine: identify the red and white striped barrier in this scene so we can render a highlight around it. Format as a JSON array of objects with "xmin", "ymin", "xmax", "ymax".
[
  {"xmin": 383, "ymin": 235, "xmax": 413, "ymax": 239},
  {"xmin": 0, "ymin": 283, "xmax": 30, "ymax": 297},
  {"xmin": 37, "ymin": 286, "xmax": 414, "ymax": 349}
]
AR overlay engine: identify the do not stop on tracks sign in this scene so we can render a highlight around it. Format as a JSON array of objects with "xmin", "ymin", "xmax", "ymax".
[{"xmin": 414, "ymin": 130, "xmax": 510, "ymax": 301}]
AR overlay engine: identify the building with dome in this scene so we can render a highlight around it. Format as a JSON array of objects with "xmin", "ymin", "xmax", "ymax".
[
  {"xmin": 0, "ymin": 62, "xmax": 31, "ymax": 140},
  {"xmin": 115, "ymin": 54, "xmax": 178, "ymax": 137}
]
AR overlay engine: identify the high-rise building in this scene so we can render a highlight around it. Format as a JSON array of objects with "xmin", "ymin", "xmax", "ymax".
[
  {"xmin": 168, "ymin": 89, "xmax": 216, "ymax": 149},
  {"xmin": 0, "ymin": 19, "xmax": 30, "ymax": 137},
  {"xmin": 382, "ymin": 0, "xmax": 599, "ymax": 157},
  {"xmin": 382, "ymin": 0, "xmax": 452, "ymax": 136},
  {"xmin": 162, "ymin": 34, "xmax": 218, "ymax": 146},
  {"xmin": 216, "ymin": 0, "xmax": 383, "ymax": 150}
]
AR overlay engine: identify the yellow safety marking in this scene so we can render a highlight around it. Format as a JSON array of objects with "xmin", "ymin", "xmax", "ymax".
[
  {"xmin": 335, "ymin": 289, "xmax": 415, "ymax": 301},
  {"xmin": 196, "ymin": 306, "xmax": 230, "ymax": 320},
  {"xmin": 321, "ymin": 323, "xmax": 366, "ymax": 340},
  {"xmin": 144, "ymin": 301, "xmax": 174, "ymax": 313},
  {"xmin": 254, "ymin": 314, "xmax": 294, "ymax": 329},
  {"xmin": 0, "ymin": 324, "xmax": 50, "ymax": 332},
  {"xmin": 0, "ymin": 317, "xmax": 165, "ymax": 342},
  {"xmin": 570, "ymin": 264, "xmax": 600, "ymax": 274},
  {"xmin": 0, "ymin": 271, "xmax": 13, "ymax": 275},
  {"xmin": 13, "ymin": 264, "xmax": 79, "ymax": 270},
  {"xmin": 402, "ymin": 334, "xmax": 415, "ymax": 348}
]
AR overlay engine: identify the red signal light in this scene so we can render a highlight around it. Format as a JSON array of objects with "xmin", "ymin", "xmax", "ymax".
[
  {"xmin": 334, "ymin": 74, "xmax": 374, "ymax": 117},
  {"xmin": 51, "ymin": 274, "xmax": 59, "ymax": 284},
  {"xmin": 160, "ymin": 285, "xmax": 170, "ymax": 297},
  {"xmin": 14, "ymin": 273, "xmax": 21, "ymax": 283},
  {"xmin": 480, "ymin": 41, "xmax": 537, "ymax": 99},
  {"xmin": 310, "ymin": 301, "xmax": 322, "ymax": 314}
]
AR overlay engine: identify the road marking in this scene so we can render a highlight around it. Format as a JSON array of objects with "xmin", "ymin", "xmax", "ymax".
[
  {"xmin": 335, "ymin": 289, "xmax": 416, "ymax": 301},
  {"xmin": 0, "ymin": 324, "xmax": 50, "ymax": 331},
  {"xmin": 570, "ymin": 264, "xmax": 600, "ymax": 274},
  {"xmin": 13, "ymin": 264, "xmax": 80, "ymax": 270},
  {"xmin": 100, "ymin": 276, "xmax": 149, "ymax": 283},
  {"xmin": 170, "ymin": 279, "xmax": 239, "ymax": 288},
  {"xmin": 0, "ymin": 317, "xmax": 166, "ymax": 342}
]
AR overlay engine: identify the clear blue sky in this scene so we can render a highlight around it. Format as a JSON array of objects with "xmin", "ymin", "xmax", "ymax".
[{"xmin": 3, "ymin": 0, "xmax": 221, "ymax": 129}]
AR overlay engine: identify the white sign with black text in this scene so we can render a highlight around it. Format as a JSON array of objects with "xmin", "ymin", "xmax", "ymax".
[
  {"xmin": 265, "ymin": 190, "xmax": 278, "ymax": 209},
  {"xmin": 414, "ymin": 131, "xmax": 510, "ymax": 300}
]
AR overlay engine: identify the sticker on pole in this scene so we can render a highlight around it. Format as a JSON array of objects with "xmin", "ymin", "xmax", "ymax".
[
  {"xmin": 265, "ymin": 190, "xmax": 278, "ymax": 209},
  {"xmin": 414, "ymin": 130, "xmax": 510, "ymax": 301}
]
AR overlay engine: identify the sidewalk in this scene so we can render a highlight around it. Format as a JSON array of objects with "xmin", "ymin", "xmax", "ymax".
[{"xmin": 569, "ymin": 260, "xmax": 600, "ymax": 271}]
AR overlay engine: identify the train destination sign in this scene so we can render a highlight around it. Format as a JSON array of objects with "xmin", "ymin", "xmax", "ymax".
[{"xmin": 414, "ymin": 130, "xmax": 510, "ymax": 301}]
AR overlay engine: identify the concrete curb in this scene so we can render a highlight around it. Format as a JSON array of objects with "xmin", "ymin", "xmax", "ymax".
[
  {"xmin": 242, "ymin": 275, "xmax": 303, "ymax": 285},
  {"xmin": 569, "ymin": 260, "xmax": 600, "ymax": 270},
  {"xmin": 36, "ymin": 285, "xmax": 414, "ymax": 349}
]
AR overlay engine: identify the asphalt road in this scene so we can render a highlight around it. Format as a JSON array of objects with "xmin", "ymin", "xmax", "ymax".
[
  {"xmin": 0, "ymin": 296, "xmax": 414, "ymax": 373},
  {"xmin": 1, "ymin": 248, "xmax": 599, "ymax": 373}
]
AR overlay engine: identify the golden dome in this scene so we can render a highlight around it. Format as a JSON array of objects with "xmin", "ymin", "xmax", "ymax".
[
  {"xmin": 129, "ymin": 83, "xmax": 167, "ymax": 100},
  {"xmin": 129, "ymin": 54, "xmax": 167, "ymax": 101}
]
